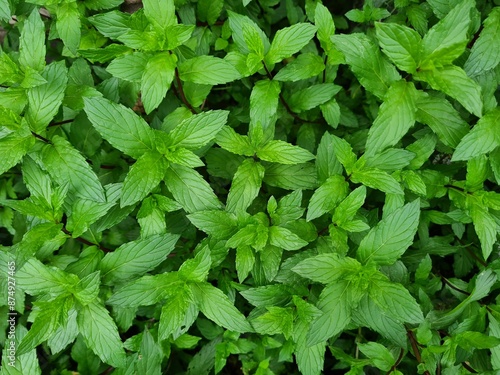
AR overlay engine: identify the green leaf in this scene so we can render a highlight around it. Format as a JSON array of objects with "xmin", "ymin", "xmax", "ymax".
[
  {"xmin": 215, "ymin": 126, "xmax": 254, "ymax": 156},
  {"xmin": 83, "ymin": 96, "xmax": 155, "ymax": 159},
  {"xmin": 332, "ymin": 186, "xmax": 367, "ymax": 226},
  {"xmin": 16, "ymin": 258, "xmax": 75, "ymax": 296},
  {"xmin": 257, "ymin": 140, "xmax": 315, "ymax": 165},
  {"xmin": 26, "ymin": 62, "xmax": 68, "ymax": 132},
  {"xmin": 159, "ymin": 285, "xmax": 194, "ymax": 340},
  {"xmin": 141, "ymin": 52, "xmax": 176, "ymax": 114},
  {"xmin": 41, "ymin": 135, "xmax": 106, "ymax": 203},
  {"xmin": 77, "ymin": 301, "xmax": 126, "ymax": 368},
  {"xmin": 469, "ymin": 202, "xmax": 497, "ymax": 259},
  {"xmin": 56, "ymin": 2, "xmax": 81, "ymax": 54},
  {"xmin": 0, "ymin": 131, "xmax": 35, "ymax": 175},
  {"xmin": 100, "ymin": 233, "xmax": 179, "ymax": 283},
  {"xmin": 265, "ymin": 23, "xmax": 317, "ymax": 64},
  {"xmin": 88, "ymin": 11, "xmax": 130, "ymax": 39},
  {"xmin": 236, "ymin": 245, "xmax": 255, "ymax": 283},
  {"xmin": 107, "ymin": 273, "xmax": 180, "ymax": 307},
  {"xmin": 167, "ymin": 110, "xmax": 229, "ymax": 150},
  {"xmin": 226, "ymin": 159, "xmax": 265, "ymax": 213},
  {"xmin": 274, "ymin": 53, "xmax": 325, "ymax": 82},
  {"xmin": 179, "ymin": 248, "xmax": 211, "ymax": 282},
  {"xmin": 357, "ymin": 200, "xmax": 420, "ymax": 265},
  {"xmin": 357, "ymin": 342, "xmax": 395, "ymax": 371},
  {"xmin": 416, "ymin": 94, "xmax": 469, "ymax": 148},
  {"xmin": 315, "ymin": 3, "xmax": 335, "ymax": 53},
  {"xmin": 19, "ymin": 9, "xmax": 45, "ymax": 71},
  {"xmin": 251, "ymin": 306, "xmax": 294, "ymax": 339},
  {"xmin": 227, "ymin": 10, "xmax": 270, "ymax": 55},
  {"xmin": 249, "ymin": 79, "xmax": 281, "ymax": 131},
  {"xmin": 188, "ymin": 210, "xmax": 238, "ymax": 239},
  {"xmin": 121, "ymin": 151, "xmax": 168, "ymax": 207},
  {"xmin": 66, "ymin": 199, "xmax": 114, "ymax": 237},
  {"xmin": 452, "ymin": 108, "xmax": 500, "ymax": 161},
  {"xmin": 287, "ymin": 83, "xmax": 341, "ymax": 113},
  {"xmin": 190, "ymin": 283, "xmax": 252, "ymax": 332},
  {"xmin": 464, "ymin": 8, "xmax": 500, "ymax": 76},
  {"xmin": 365, "ymin": 80, "xmax": 419, "ymax": 156},
  {"xmin": 293, "ymin": 254, "xmax": 361, "ymax": 284},
  {"xmin": 307, "ymin": 281, "xmax": 352, "ymax": 345},
  {"xmin": 294, "ymin": 320, "xmax": 325, "ymax": 375},
  {"xmin": 306, "ymin": 175, "xmax": 349, "ymax": 221},
  {"xmin": 369, "ymin": 279, "xmax": 423, "ymax": 324},
  {"xmin": 239, "ymin": 284, "xmax": 292, "ymax": 307},
  {"xmin": 420, "ymin": 0, "xmax": 474, "ymax": 68},
  {"xmin": 375, "ymin": 22, "xmax": 421, "ymax": 73},
  {"xmin": 365, "ymin": 149, "xmax": 415, "ymax": 172},
  {"xmin": 269, "ymin": 226, "xmax": 308, "ymax": 251},
  {"xmin": 179, "ymin": 56, "xmax": 241, "ymax": 85},
  {"xmin": 107, "ymin": 52, "xmax": 149, "ymax": 82},
  {"xmin": 414, "ymin": 66, "xmax": 482, "ymax": 117},
  {"xmin": 263, "ymin": 163, "xmax": 318, "ymax": 190},
  {"xmin": 351, "ymin": 168, "xmax": 403, "ymax": 195},
  {"xmin": 137, "ymin": 329, "xmax": 163, "ymax": 374},
  {"xmin": 315, "ymin": 132, "xmax": 344, "ymax": 183},
  {"xmin": 143, "ymin": 0, "xmax": 176, "ymax": 30},
  {"xmin": 197, "ymin": 0, "xmax": 223, "ymax": 25},
  {"xmin": 332, "ymin": 33, "xmax": 400, "ymax": 99},
  {"xmin": 165, "ymin": 164, "xmax": 221, "ymax": 213},
  {"xmin": 0, "ymin": 0, "xmax": 10, "ymax": 22}
]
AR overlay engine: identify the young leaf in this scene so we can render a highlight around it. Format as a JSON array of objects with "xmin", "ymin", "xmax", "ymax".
[
  {"xmin": 100, "ymin": 233, "xmax": 180, "ymax": 283},
  {"xmin": 375, "ymin": 22, "xmax": 421, "ymax": 73},
  {"xmin": 351, "ymin": 168, "xmax": 403, "ymax": 195},
  {"xmin": 178, "ymin": 56, "xmax": 241, "ymax": 85},
  {"xmin": 190, "ymin": 282, "xmax": 252, "ymax": 333},
  {"xmin": 274, "ymin": 53, "xmax": 325, "ymax": 82},
  {"xmin": 315, "ymin": 3, "xmax": 335, "ymax": 53},
  {"xmin": 165, "ymin": 164, "xmax": 221, "ymax": 213},
  {"xmin": 306, "ymin": 175, "xmax": 349, "ymax": 221},
  {"xmin": 226, "ymin": 159, "xmax": 265, "ymax": 213},
  {"xmin": 469, "ymin": 202, "xmax": 497, "ymax": 259},
  {"xmin": 121, "ymin": 151, "xmax": 168, "ymax": 207},
  {"xmin": 287, "ymin": 83, "xmax": 341, "ymax": 113},
  {"xmin": 159, "ymin": 285, "xmax": 194, "ymax": 340},
  {"xmin": 265, "ymin": 23, "xmax": 317, "ymax": 64},
  {"xmin": 263, "ymin": 163, "xmax": 318, "ymax": 190},
  {"xmin": 141, "ymin": 52, "xmax": 176, "ymax": 114},
  {"xmin": 365, "ymin": 80, "xmax": 419, "ymax": 156},
  {"xmin": 26, "ymin": 62, "xmax": 68, "ymax": 133},
  {"xmin": 66, "ymin": 199, "xmax": 114, "ymax": 237},
  {"xmin": 0, "ymin": 130, "xmax": 35, "ymax": 175},
  {"xmin": 19, "ymin": 9, "xmax": 45, "ymax": 72},
  {"xmin": 293, "ymin": 254, "xmax": 361, "ymax": 284},
  {"xmin": 257, "ymin": 140, "xmax": 315, "ymax": 165},
  {"xmin": 227, "ymin": 10, "xmax": 270, "ymax": 55},
  {"xmin": 332, "ymin": 186, "xmax": 367, "ymax": 226},
  {"xmin": 236, "ymin": 245, "xmax": 255, "ymax": 283},
  {"xmin": 249, "ymin": 79, "xmax": 281, "ymax": 131},
  {"xmin": 77, "ymin": 301, "xmax": 126, "ymax": 368},
  {"xmin": 107, "ymin": 52, "xmax": 149, "ymax": 82},
  {"xmin": 83, "ymin": 96, "xmax": 155, "ymax": 159},
  {"xmin": 179, "ymin": 248, "xmax": 211, "ymax": 282},
  {"xmin": 215, "ymin": 126, "xmax": 255, "ymax": 156},
  {"xmin": 187, "ymin": 210, "xmax": 238, "ymax": 239},
  {"xmin": 167, "ymin": 110, "xmax": 229, "ymax": 150},
  {"xmin": 332, "ymin": 33, "xmax": 400, "ymax": 99},
  {"xmin": 269, "ymin": 226, "xmax": 308, "ymax": 251},
  {"xmin": 357, "ymin": 199, "xmax": 420, "ymax": 265}
]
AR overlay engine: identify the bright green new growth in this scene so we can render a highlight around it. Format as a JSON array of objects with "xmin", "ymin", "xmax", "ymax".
[{"xmin": 1, "ymin": 0, "xmax": 500, "ymax": 374}]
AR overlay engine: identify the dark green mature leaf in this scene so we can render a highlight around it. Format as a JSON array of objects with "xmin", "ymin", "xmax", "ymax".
[
  {"xmin": 357, "ymin": 200, "xmax": 420, "ymax": 265},
  {"xmin": 100, "ymin": 233, "xmax": 179, "ymax": 283},
  {"xmin": 77, "ymin": 301, "xmax": 126, "ymax": 367},
  {"xmin": 84, "ymin": 96, "xmax": 155, "ymax": 159},
  {"xmin": 365, "ymin": 80, "xmax": 419, "ymax": 156},
  {"xmin": 107, "ymin": 52, "xmax": 149, "ymax": 81},
  {"xmin": 332, "ymin": 33, "xmax": 400, "ymax": 99},
  {"xmin": 257, "ymin": 141, "xmax": 315, "ymax": 165},
  {"xmin": 274, "ymin": 53, "xmax": 325, "ymax": 82},
  {"xmin": 190, "ymin": 283, "xmax": 252, "ymax": 333},
  {"xmin": 188, "ymin": 210, "xmax": 238, "ymax": 239},
  {"xmin": 288, "ymin": 83, "xmax": 341, "ymax": 113},
  {"xmin": 0, "ymin": 130, "xmax": 34, "ymax": 175}
]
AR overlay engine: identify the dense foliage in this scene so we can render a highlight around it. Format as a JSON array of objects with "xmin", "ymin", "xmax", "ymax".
[{"xmin": 1, "ymin": 0, "xmax": 500, "ymax": 373}]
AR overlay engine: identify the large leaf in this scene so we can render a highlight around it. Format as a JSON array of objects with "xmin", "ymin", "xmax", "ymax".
[
  {"xmin": 178, "ymin": 56, "xmax": 241, "ymax": 85},
  {"xmin": 141, "ymin": 52, "xmax": 176, "ymax": 114},
  {"xmin": 265, "ymin": 23, "xmax": 317, "ymax": 64},
  {"xmin": 226, "ymin": 159, "xmax": 265, "ymax": 213},
  {"xmin": 19, "ymin": 9, "xmax": 45, "ymax": 71},
  {"xmin": 357, "ymin": 199, "xmax": 420, "ymax": 265}
]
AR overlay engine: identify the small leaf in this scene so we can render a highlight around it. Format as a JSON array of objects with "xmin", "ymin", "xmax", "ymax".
[
  {"xmin": 226, "ymin": 159, "xmax": 265, "ymax": 213},
  {"xmin": 56, "ymin": 2, "xmax": 81, "ymax": 54},
  {"xmin": 307, "ymin": 175, "xmax": 349, "ymax": 221},
  {"xmin": 249, "ymin": 79, "xmax": 281, "ymax": 131},
  {"xmin": 274, "ymin": 53, "xmax": 325, "ymax": 82},
  {"xmin": 141, "ymin": 52, "xmax": 176, "ymax": 114},
  {"xmin": 178, "ymin": 56, "xmax": 241, "ymax": 85},
  {"xmin": 19, "ymin": 9, "xmax": 45, "ymax": 71},
  {"xmin": 143, "ymin": 0, "xmax": 176, "ymax": 30},
  {"xmin": 257, "ymin": 140, "xmax": 315, "ymax": 165},
  {"xmin": 266, "ymin": 23, "xmax": 317, "ymax": 64}
]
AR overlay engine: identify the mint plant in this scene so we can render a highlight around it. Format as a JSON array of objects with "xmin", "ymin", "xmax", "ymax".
[{"xmin": 1, "ymin": 0, "xmax": 500, "ymax": 374}]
